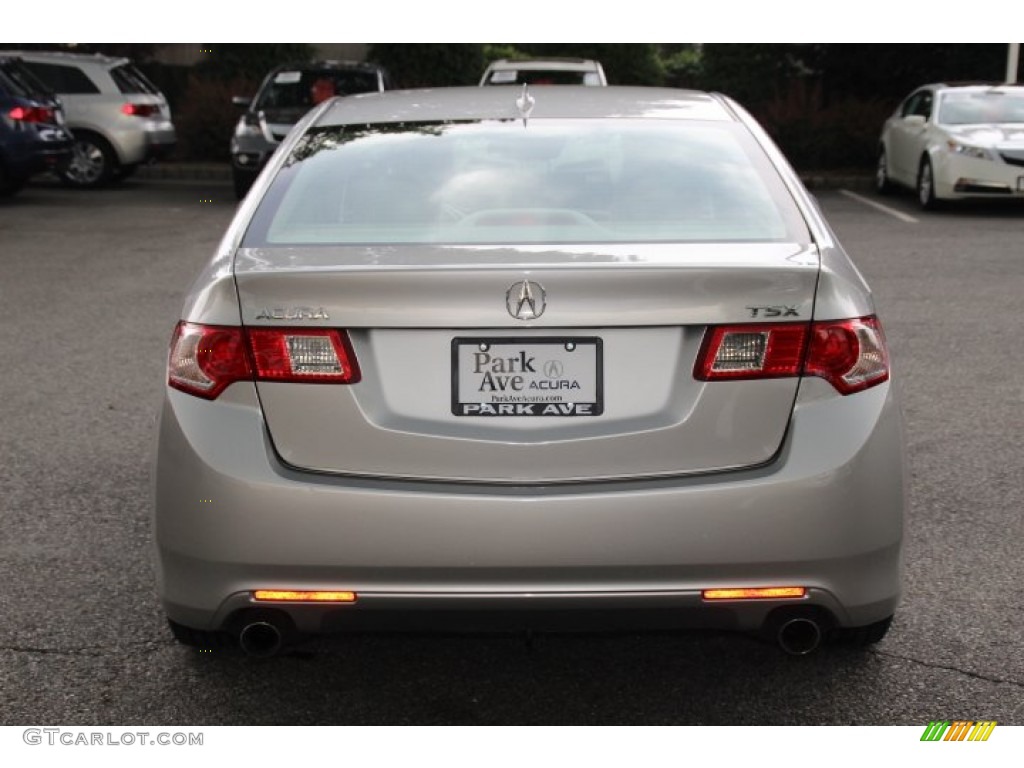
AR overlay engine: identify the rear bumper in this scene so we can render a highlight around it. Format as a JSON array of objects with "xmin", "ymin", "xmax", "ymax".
[
  {"xmin": 104, "ymin": 121, "xmax": 176, "ymax": 165},
  {"xmin": 154, "ymin": 378, "xmax": 905, "ymax": 635},
  {"xmin": 2, "ymin": 132, "xmax": 72, "ymax": 179}
]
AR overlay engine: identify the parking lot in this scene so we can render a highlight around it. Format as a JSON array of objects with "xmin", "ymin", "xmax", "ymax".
[{"xmin": 0, "ymin": 177, "xmax": 1021, "ymax": 725}]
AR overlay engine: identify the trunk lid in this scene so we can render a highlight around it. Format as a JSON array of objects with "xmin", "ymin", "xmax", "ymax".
[{"xmin": 234, "ymin": 242, "xmax": 818, "ymax": 483}]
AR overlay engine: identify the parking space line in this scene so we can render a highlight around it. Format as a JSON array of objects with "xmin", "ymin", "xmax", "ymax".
[{"xmin": 839, "ymin": 190, "xmax": 919, "ymax": 224}]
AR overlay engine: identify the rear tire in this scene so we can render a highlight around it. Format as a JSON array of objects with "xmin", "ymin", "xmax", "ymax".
[{"xmin": 60, "ymin": 132, "xmax": 118, "ymax": 188}]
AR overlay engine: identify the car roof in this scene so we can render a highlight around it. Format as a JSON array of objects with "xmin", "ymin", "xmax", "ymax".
[
  {"xmin": 0, "ymin": 49, "xmax": 130, "ymax": 68},
  {"xmin": 915, "ymin": 82, "xmax": 1024, "ymax": 94},
  {"xmin": 317, "ymin": 86, "xmax": 734, "ymax": 125}
]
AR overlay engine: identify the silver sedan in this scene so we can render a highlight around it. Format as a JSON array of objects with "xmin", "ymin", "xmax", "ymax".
[{"xmin": 155, "ymin": 86, "xmax": 904, "ymax": 657}]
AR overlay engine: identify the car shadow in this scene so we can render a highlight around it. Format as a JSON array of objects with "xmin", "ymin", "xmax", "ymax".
[{"xmin": 167, "ymin": 628, "xmax": 891, "ymax": 725}]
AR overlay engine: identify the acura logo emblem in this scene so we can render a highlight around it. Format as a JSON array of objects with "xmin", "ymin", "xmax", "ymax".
[{"xmin": 506, "ymin": 280, "xmax": 546, "ymax": 320}]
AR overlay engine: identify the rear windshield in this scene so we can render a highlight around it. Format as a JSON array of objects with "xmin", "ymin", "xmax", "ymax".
[
  {"xmin": 938, "ymin": 91, "xmax": 1024, "ymax": 125},
  {"xmin": 486, "ymin": 69, "xmax": 600, "ymax": 86},
  {"xmin": 255, "ymin": 69, "xmax": 381, "ymax": 111},
  {"xmin": 110, "ymin": 63, "xmax": 159, "ymax": 95},
  {"xmin": 243, "ymin": 118, "xmax": 809, "ymax": 247},
  {"xmin": 0, "ymin": 60, "xmax": 54, "ymax": 99}
]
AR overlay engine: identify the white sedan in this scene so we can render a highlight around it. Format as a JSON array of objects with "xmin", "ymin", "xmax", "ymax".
[{"xmin": 876, "ymin": 83, "xmax": 1024, "ymax": 209}]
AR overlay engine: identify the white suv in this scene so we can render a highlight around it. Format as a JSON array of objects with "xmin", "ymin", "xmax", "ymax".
[{"xmin": 1, "ymin": 50, "xmax": 176, "ymax": 187}]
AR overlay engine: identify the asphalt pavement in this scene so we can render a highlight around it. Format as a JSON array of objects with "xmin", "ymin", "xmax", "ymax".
[{"xmin": 0, "ymin": 177, "xmax": 1021, "ymax": 725}]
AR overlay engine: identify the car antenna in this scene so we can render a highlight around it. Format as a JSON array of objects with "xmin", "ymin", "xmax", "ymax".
[{"xmin": 516, "ymin": 83, "xmax": 535, "ymax": 127}]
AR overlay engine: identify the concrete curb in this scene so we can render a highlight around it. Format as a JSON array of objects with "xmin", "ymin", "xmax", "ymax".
[
  {"xmin": 136, "ymin": 162, "xmax": 876, "ymax": 191},
  {"xmin": 136, "ymin": 163, "xmax": 232, "ymax": 181},
  {"xmin": 800, "ymin": 174, "xmax": 874, "ymax": 192}
]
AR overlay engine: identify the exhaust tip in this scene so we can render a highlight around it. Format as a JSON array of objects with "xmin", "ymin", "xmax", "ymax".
[
  {"xmin": 239, "ymin": 621, "xmax": 283, "ymax": 658},
  {"xmin": 777, "ymin": 617, "xmax": 822, "ymax": 656}
]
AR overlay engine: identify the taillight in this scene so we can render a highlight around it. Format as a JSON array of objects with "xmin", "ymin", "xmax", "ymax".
[
  {"xmin": 695, "ymin": 315, "xmax": 889, "ymax": 395},
  {"xmin": 168, "ymin": 323, "xmax": 360, "ymax": 400},
  {"xmin": 247, "ymin": 328, "xmax": 360, "ymax": 383},
  {"xmin": 121, "ymin": 103, "xmax": 159, "ymax": 117},
  {"xmin": 695, "ymin": 323, "xmax": 808, "ymax": 381},
  {"xmin": 804, "ymin": 316, "xmax": 889, "ymax": 395},
  {"xmin": 168, "ymin": 322, "xmax": 251, "ymax": 399},
  {"xmin": 9, "ymin": 105, "xmax": 55, "ymax": 123}
]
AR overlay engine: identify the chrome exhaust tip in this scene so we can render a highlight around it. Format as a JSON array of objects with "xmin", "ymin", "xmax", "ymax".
[
  {"xmin": 238, "ymin": 621, "xmax": 283, "ymax": 658},
  {"xmin": 777, "ymin": 617, "xmax": 823, "ymax": 656}
]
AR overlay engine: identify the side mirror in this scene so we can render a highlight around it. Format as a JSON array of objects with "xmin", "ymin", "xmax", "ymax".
[
  {"xmin": 903, "ymin": 114, "xmax": 927, "ymax": 126},
  {"xmin": 232, "ymin": 96, "xmax": 252, "ymax": 108}
]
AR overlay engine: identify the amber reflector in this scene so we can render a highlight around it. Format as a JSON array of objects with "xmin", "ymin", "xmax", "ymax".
[
  {"xmin": 252, "ymin": 590, "xmax": 357, "ymax": 603},
  {"xmin": 702, "ymin": 587, "xmax": 806, "ymax": 600}
]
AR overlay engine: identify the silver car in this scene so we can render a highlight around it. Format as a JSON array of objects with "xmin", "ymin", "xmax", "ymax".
[{"xmin": 155, "ymin": 86, "xmax": 904, "ymax": 657}]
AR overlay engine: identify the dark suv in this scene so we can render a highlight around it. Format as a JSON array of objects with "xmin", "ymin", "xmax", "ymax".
[
  {"xmin": 230, "ymin": 60, "xmax": 392, "ymax": 198},
  {"xmin": 0, "ymin": 56, "xmax": 72, "ymax": 196}
]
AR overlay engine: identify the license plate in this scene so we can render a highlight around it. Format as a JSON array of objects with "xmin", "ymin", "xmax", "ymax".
[{"xmin": 452, "ymin": 337, "xmax": 603, "ymax": 416}]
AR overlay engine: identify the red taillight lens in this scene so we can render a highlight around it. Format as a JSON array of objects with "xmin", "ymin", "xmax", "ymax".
[
  {"xmin": 121, "ymin": 102, "xmax": 158, "ymax": 117},
  {"xmin": 695, "ymin": 315, "xmax": 889, "ymax": 395},
  {"xmin": 804, "ymin": 316, "xmax": 889, "ymax": 395},
  {"xmin": 695, "ymin": 323, "xmax": 808, "ymax": 381},
  {"xmin": 168, "ymin": 323, "xmax": 361, "ymax": 399},
  {"xmin": 9, "ymin": 105, "xmax": 55, "ymax": 123},
  {"xmin": 168, "ymin": 322, "xmax": 252, "ymax": 399},
  {"xmin": 247, "ymin": 328, "xmax": 360, "ymax": 384}
]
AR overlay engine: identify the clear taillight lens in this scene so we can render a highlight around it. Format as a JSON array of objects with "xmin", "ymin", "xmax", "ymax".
[
  {"xmin": 695, "ymin": 316, "xmax": 890, "ymax": 396},
  {"xmin": 247, "ymin": 328, "xmax": 360, "ymax": 383},
  {"xmin": 168, "ymin": 323, "xmax": 360, "ymax": 400},
  {"xmin": 695, "ymin": 323, "xmax": 808, "ymax": 381}
]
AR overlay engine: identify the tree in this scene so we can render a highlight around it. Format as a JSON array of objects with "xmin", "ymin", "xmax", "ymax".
[
  {"xmin": 368, "ymin": 44, "xmax": 485, "ymax": 88},
  {"xmin": 193, "ymin": 43, "xmax": 315, "ymax": 82}
]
